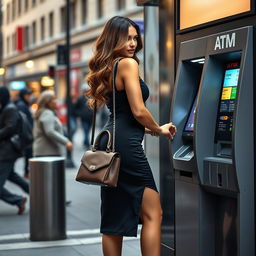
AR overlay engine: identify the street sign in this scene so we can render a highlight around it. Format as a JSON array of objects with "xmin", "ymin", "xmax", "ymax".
[
  {"xmin": 57, "ymin": 45, "xmax": 67, "ymax": 65},
  {"xmin": 135, "ymin": 20, "xmax": 144, "ymax": 35}
]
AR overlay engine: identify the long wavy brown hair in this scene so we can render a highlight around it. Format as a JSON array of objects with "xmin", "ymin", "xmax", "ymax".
[{"xmin": 86, "ymin": 16, "xmax": 143, "ymax": 109}]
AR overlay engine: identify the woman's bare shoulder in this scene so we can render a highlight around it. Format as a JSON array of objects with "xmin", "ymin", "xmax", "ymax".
[{"xmin": 118, "ymin": 58, "xmax": 139, "ymax": 71}]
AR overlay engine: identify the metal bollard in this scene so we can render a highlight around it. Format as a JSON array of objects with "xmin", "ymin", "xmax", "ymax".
[{"xmin": 29, "ymin": 157, "xmax": 66, "ymax": 241}]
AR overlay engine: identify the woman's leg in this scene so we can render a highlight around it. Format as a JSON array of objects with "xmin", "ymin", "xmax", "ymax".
[
  {"xmin": 102, "ymin": 234, "xmax": 123, "ymax": 256},
  {"xmin": 140, "ymin": 187, "xmax": 162, "ymax": 256}
]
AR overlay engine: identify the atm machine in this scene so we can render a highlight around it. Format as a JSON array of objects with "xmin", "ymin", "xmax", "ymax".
[{"xmin": 170, "ymin": 27, "xmax": 254, "ymax": 255}]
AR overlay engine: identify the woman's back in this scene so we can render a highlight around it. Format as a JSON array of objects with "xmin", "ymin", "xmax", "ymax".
[{"xmin": 33, "ymin": 109, "xmax": 68, "ymax": 156}]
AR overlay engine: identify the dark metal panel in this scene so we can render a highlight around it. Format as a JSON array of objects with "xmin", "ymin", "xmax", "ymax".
[
  {"xmin": 176, "ymin": 16, "xmax": 256, "ymax": 58},
  {"xmin": 159, "ymin": 0, "xmax": 176, "ymax": 252}
]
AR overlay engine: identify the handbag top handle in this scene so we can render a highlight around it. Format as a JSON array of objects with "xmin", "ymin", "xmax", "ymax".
[{"xmin": 90, "ymin": 58, "xmax": 123, "ymax": 152}]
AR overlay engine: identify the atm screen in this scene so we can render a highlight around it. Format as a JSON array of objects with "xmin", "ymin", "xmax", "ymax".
[
  {"xmin": 215, "ymin": 62, "xmax": 240, "ymax": 141},
  {"xmin": 184, "ymin": 94, "xmax": 198, "ymax": 133}
]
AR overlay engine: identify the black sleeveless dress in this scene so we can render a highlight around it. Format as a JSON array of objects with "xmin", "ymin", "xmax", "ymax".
[{"xmin": 99, "ymin": 78, "xmax": 158, "ymax": 237}]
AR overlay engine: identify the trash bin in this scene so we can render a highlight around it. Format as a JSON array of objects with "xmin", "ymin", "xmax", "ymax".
[{"xmin": 29, "ymin": 156, "xmax": 66, "ymax": 241}]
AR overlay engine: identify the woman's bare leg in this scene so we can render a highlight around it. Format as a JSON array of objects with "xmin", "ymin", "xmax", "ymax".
[
  {"xmin": 140, "ymin": 188, "xmax": 162, "ymax": 256},
  {"xmin": 102, "ymin": 234, "xmax": 123, "ymax": 256}
]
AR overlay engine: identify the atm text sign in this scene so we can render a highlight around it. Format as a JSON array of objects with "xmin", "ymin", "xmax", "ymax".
[{"xmin": 214, "ymin": 33, "xmax": 236, "ymax": 50}]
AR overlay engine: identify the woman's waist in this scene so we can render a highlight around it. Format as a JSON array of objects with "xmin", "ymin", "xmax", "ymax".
[{"xmin": 105, "ymin": 117, "xmax": 144, "ymax": 131}]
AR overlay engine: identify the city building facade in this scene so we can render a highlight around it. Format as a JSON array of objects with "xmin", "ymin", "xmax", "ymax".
[{"xmin": 2, "ymin": 0, "xmax": 143, "ymax": 102}]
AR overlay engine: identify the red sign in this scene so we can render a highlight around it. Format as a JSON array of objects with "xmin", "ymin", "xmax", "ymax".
[
  {"xmin": 71, "ymin": 48, "xmax": 81, "ymax": 63},
  {"xmin": 16, "ymin": 26, "xmax": 23, "ymax": 52}
]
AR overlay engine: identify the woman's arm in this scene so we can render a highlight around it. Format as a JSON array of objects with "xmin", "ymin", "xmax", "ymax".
[{"xmin": 118, "ymin": 58, "xmax": 175, "ymax": 138}]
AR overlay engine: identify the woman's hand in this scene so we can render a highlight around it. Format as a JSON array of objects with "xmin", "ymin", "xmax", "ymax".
[
  {"xmin": 66, "ymin": 141, "xmax": 73, "ymax": 151},
  {"xmin": 160, "ymin": 123, "xmax": 177, "ymax": 140}
]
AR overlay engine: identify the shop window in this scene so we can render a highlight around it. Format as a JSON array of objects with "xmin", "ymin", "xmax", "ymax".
[
  {"xmin": 49, "ymin": 12, "xmax": 54, "ymax": 38},
  {"xmin": 81, "ymin": 0, "xmax": 87, "ymax": 25}
]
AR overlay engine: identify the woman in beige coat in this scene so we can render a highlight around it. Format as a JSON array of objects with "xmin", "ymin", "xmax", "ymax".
[{"xmin": 33, "ymin": 90, "xmax": 73, "ymax": 157}]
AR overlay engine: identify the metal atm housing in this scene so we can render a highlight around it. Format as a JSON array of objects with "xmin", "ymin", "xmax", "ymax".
[{"xmin": 170, "ymin": 27, "xmax": 254, "ymax": 255}]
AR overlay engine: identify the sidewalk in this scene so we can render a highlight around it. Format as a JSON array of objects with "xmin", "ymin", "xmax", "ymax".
[{"xmin": 0, "ymin": 128, "xmax": 140, "ymax": 256}]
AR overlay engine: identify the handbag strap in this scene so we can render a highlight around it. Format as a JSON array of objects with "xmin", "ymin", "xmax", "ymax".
[{"xmin": 90, "ymin": 59, "xmax": 122, "ymax": 151}]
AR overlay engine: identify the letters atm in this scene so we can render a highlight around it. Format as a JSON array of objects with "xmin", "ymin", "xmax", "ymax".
[{"xmin": 170, "ymin": 27, "xmax": 254, "ymax": 255}]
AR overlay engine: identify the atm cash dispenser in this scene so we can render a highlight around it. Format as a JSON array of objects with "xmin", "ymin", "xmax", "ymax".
[{"xmin": 170, "ymin": 27, "xmax": 254, "ymax": 256}]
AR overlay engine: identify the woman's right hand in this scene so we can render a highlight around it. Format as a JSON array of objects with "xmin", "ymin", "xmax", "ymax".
[
  {"xmin": 160, "ymin": 123, "xmax": 177, "ymax": 140},
  {"xmin": 66, "ymin": 141, "xmax": 73, "ymax": 151}
]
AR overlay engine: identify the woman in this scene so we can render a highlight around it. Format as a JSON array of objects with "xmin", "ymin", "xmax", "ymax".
[
  {"xmin": 86, "ymin": 16, "xmax": 176, "ymax": 256},
  {"xmin": 33, "ymin": 90, "xmax": 73, "ymax": 157}
]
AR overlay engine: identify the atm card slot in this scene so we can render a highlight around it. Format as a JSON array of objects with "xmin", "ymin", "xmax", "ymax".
[{"xmin": 173, "ymin": 145, "xmax": 194, "ymax": 161}]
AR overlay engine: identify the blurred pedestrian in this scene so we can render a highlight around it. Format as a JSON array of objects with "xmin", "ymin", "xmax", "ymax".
[
  {"xmin": 33, "ymin": 90, "xmax": 73, "ymax": 157},
  {"xmin": 75, "ymin": 85, "xmax": 93, "ymax": 148},
  {"xmin": 86, "ymin": 16, "xmax": 176, "ymax": 256},
  {"xmin": 15, "ymin": 88, "xmax": 33, "ymax": 179},
  {"xmin": 0, "ymin": 86, "xmax": 28, "ymax": 215}
]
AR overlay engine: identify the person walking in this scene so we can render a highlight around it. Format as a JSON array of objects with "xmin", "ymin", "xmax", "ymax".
[
  {"xmin": 15, "ymin": 88, "xmax": 33, "ymax": 179},
  {"xmin": 0, "ymin": 86, "xmax": 28, "ymax": 214},
  {"xmin": 33, "ymin": 90, "xmax": 73, "ymax": 157},
  {"xmin": 86, "ymin": 16, "xmax": 176, "ymax": 256},
  {"xmin": 75, "ymin": 85, "xmax": 93, "ymax": 148}
]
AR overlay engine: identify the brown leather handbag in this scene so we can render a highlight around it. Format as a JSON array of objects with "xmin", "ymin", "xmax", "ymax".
[{"xmin": 75, "ymin": 60, "xmax": 121, "ymax": 187}]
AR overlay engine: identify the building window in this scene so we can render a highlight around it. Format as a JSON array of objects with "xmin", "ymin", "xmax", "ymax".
[
  {"xmin": 24, "ymin": 0, "xmax": 29, "ymax": 11},
  {"xmin": 12, "ymin": 33, "xmax": 16, "ymax": 52},
  {"xmin": 49, "ymin": 12, "xmax": 54, "ymax": 38},
  {"xmin": 97, "ymin": 0, "xmax": 103, "ymax": 18},
  {"xmin": 6, "ymin": 4, "xmax": 10, "ymax": 24},
  {"xmin": 70, "ymin": 1, "xmax": 77, "ymax": 29},
  {"xmin": 60, "ymin": 7, "xmax": 66, "ymax": 33},
  {"xmin": 24, "ymin": 25, "xmax": 30, "ymax": 49},
  {"xmin": 117, "ymin": 0, "xmax": 125, "ymax": 10},
  {"xmin": 40, "ymin": 16, "xmax": 45, "ymax": 41},
  {"xmin": 18, "ymin": 0, "xmax": 22, "ymax": 15},
  {"xmin": 32, "ymin": 0, "xmax": 36, "ymax": 7},
  {"xmin": 7, "ymin": 37, "xmax": 10, "ymax": 54},
  {"xmin": 12, "ymin": 0, "xmax": 15, "ymax": 21},
  {"xmin": 81, "ymin": 0, "xmax": 87, "ymax": 25},
  {"xmin": 32, "ymin": 21, "xmax": 36, "ymax": 44}
]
